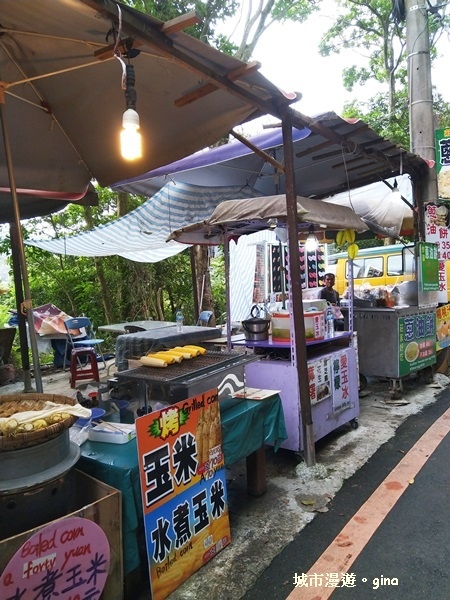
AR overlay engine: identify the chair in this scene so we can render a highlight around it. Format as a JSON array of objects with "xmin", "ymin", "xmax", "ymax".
[
  {"xmin": 64, "ymin": 317, "xmax": 106, "ymax": 387},
  {"xmin": 124, "ymin": 325, "xmax": 146, "ymax": 333},
  {"xmin": 197, "ymin": 310, "xmax": 214, "ymax": 327}
]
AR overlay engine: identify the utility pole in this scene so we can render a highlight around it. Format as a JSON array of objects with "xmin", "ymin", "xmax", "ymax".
[{"xmin": 405, "ymin": 0, "xmax": 439, "ymax": 238}]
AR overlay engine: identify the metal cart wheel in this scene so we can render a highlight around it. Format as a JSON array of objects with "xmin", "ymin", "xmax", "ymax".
[
  {"xmin": 359, "ymin": 373, "xmax": 368, "ymax": 391},
  {"xmin": 350, "ymin": 418, "xmax": 359, "ymax": 430}
]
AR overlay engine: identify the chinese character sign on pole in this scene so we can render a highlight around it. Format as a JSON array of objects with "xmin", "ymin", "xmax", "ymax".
[
  {"xmin": 136, "ymin": 390, "xmax": 231, "ymax": 600},
  {"xmin": 424, "ymin": 203, "xmax": 450, "ymax": 302},
  {"xmin": 417, "ymin": 241, "xmax": 439, "ymax": 292},
  {"xmin": 436, "ymin": 127, "xmax": 450, "ymax": 199}
]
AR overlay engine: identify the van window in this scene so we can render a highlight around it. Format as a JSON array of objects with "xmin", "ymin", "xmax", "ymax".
[
  {"xmin": 387, "ymin": 254, "xmax": 402, "ymax": 275},
  {"xmin": 346, "ymin": 256, "xmax": 384, "ymax": 279}
]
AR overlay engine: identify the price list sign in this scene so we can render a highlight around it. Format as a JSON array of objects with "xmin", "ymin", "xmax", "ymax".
[{"xmin": 424, "ymin": 203, "xmax": 450, "ymax": 302}]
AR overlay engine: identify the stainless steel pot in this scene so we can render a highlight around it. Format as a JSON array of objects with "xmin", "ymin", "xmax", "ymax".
[{"xmin": 242, "ymin": 317, "xmax": 270, "ymax": 341}]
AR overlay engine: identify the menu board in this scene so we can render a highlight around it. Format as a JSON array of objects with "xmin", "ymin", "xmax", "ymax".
[
  {"xmin": 424, "ymin": 203, "xmax": 450, "ymax": 302},
  {"xmin": 426, "ymin": 128, "xmax": 450, "ymax": 302},
  {"xmin": 136, "ymin": 390, "xmax": 230, "ymax": 600},
  {"xmin": 398, "ymin": 312, "xmax": 436, "ymax": 377}
]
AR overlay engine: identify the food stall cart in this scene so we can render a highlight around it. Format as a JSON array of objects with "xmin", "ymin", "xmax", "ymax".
[
  {"xmin": 168, "ymin": 194, "xmax": 368, "ymax": 455},
  {"xmin": 353, "ymin": 304, "xmax": 436, "ymax": 393},
  {"xmin": 339, "ymin": 242, "xmax": 439, "ymax": 396}
]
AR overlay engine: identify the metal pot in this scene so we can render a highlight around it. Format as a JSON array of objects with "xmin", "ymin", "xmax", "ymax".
[{"xmin": 242, "ymin": 317, "xmax": 270, "ymax": 341}]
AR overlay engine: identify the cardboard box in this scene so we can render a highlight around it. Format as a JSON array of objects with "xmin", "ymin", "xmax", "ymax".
[{"xmin": 0, "ymin": 469, "xmax": 123, "ymax": 600}]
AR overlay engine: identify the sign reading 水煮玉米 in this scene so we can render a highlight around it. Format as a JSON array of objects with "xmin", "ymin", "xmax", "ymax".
[
  {"xmin": 136, "ymin": 389, "xmax": 230, "ymax": 600},
  {"xmin": 398, "ymin": 312, "xmax": 436, "ymax": 377}
]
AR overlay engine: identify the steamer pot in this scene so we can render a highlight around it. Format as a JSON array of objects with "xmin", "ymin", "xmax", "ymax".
[{"xmin": 242, "ymin": 317, "xmax": 270, "ymax": 341}]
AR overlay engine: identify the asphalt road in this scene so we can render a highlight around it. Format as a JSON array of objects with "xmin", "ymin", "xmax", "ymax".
[{"xmin": 243, "ymin": 387, "xmax": 450, "ymax": 600}]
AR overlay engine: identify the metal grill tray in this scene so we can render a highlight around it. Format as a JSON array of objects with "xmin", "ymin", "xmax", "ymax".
[{"xmin": 117, "ymin": 351, "xmax": 254, "ymax": 384}]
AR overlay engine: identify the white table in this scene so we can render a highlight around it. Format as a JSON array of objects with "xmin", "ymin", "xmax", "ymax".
[{"xmin": 98, "ymin": 320, "xmax": 176, "ymax": 334}]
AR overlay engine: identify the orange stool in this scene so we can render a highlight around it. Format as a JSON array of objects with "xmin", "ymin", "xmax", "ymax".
[{"xmin": 69, "ymin": 347, "xmax": 100, "ymax": 388}]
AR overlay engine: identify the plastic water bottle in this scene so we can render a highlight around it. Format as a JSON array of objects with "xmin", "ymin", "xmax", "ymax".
[
  {"xmin": 176, "ymin": 309, "xmax": 184, "ymax": 333},
  {"xmin": 326, "ymin": 306, "xmax": 334, "ymax": 338}
]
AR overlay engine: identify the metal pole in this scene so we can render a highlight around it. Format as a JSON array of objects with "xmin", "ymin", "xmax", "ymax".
[
  {"xmin": 9, "ymin": 222, "xmax": 33, "ymax": 391},
  {"xmin": 224, "ymin": 229, "xmax": 232, "ymax": 354},
  {"xmin": 282, "ymin": 113, "xmax": 316, "ymax": 466},
  {"xmin": 405, "ymin": 0, "xmax": 438, "ymax": 239},
  {"xmin": 0, "ymin": 102, "xmax": 43, "ymax": 392}
]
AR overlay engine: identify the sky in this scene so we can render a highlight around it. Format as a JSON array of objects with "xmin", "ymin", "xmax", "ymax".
[{"xmin": 219, "ymin": 0, "xmax": 450, "ymax": 133}]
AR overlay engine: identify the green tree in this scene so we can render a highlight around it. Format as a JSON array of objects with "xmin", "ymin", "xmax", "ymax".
[
  {"xmin": 319, "ymin": 0, "xmax": 450, "ymax": 137},
  {"xmin": 5, "ymin": 1, "xmax": 327, "ymax": 357}
]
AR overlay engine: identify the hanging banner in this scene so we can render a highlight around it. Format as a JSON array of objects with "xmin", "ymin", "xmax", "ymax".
[{"xmin": 136, "ymin": 390, "xmax": 231, "ymax": 600}]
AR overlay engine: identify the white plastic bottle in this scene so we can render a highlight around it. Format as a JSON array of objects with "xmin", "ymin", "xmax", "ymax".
[
  {"xmin": 326, "ymin": 306, "xmax": 334, "ymax": 337},
  {"xmin": 176, "ymin": 309, "xmax": 184, "ymax": 333}
]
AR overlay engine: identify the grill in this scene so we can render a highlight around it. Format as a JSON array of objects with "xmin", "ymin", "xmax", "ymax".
[{"xmin": 116, "ymin": 351, "xmax": 257, "ymax": 406}]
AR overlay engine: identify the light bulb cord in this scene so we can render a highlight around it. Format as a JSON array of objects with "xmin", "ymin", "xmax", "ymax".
[{"xmin": 125, "ymin": 64, "xmax": 137, "ymax": 111}]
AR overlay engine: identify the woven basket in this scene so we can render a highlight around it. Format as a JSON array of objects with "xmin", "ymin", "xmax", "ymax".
[{"xmin": 0, "ymin": 393, "xmax": 78, "ymax": 452}]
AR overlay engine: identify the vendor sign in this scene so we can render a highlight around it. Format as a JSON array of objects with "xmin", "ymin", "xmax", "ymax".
[
  {"xmin": 398, "ymin": 312, "xmax": 436, "ymax": 376},
  {"xmin": 331, "ymin": 349, "xmax": 354, "ymax": 413},
  {"xmin": 0, "ymin": 517, "xmax": 110, "ymax": 597},
  {"xmin": 308, "ymin": 356, "xmax": 332, "ymax": 406},
  {"xmin": 417, "ymin": 242, "xmax": 439, "ymax": 292},
  {"xmin": 136, "ymin": 389, "xmax": 231, "ymax": 600},
  {"xmin": 436, "ymin": 303, "xmax": 450, "ymax": 350}
]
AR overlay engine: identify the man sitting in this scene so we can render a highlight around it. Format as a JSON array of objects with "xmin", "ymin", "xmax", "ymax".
[{"xmin": 319, "ymin": 273, "xmax": 345, "ymax": 331}]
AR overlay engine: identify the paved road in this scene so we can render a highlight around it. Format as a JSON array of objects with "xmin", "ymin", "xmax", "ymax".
[{"xmin": 244, "ymin": 388, "xmax": 450, "ymax": 600}]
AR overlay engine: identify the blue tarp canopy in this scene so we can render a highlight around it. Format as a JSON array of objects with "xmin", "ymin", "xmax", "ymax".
[{"xmin": 25, "ymin": 182, "xmax": 259, "ymax": 262}]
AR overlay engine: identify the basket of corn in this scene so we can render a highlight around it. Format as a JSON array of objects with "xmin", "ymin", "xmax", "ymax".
[{"xmin": 0, "ymin": 393, "xmax": 90, "ymax": 451}]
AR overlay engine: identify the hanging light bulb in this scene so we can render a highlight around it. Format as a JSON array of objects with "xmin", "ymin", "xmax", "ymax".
[
  {"xmin": 304, "ymin": 225, "xmax": 318, "ymax": 251},
  {"xmin": 120, "ymin": 64, "xmax": 142, "ymax": 160},
  {"xmin": 391, "ymin": 179, "xmax": 401, "ymax": 197}
]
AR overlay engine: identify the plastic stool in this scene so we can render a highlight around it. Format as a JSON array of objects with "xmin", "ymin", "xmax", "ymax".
[{"xmin": 69, "ymin": 347, "xmax": 100, "ymax": 388}]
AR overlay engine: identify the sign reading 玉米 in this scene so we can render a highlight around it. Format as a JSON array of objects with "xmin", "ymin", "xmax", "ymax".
[{"xmin": 136, "ymin": 389, "xmax": 231, "ymax": 600}]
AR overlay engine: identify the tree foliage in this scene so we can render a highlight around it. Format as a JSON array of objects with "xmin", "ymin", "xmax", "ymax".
[{"xmin": 320, "ymin": 0, "xmax": 450, "ymax": 138}]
